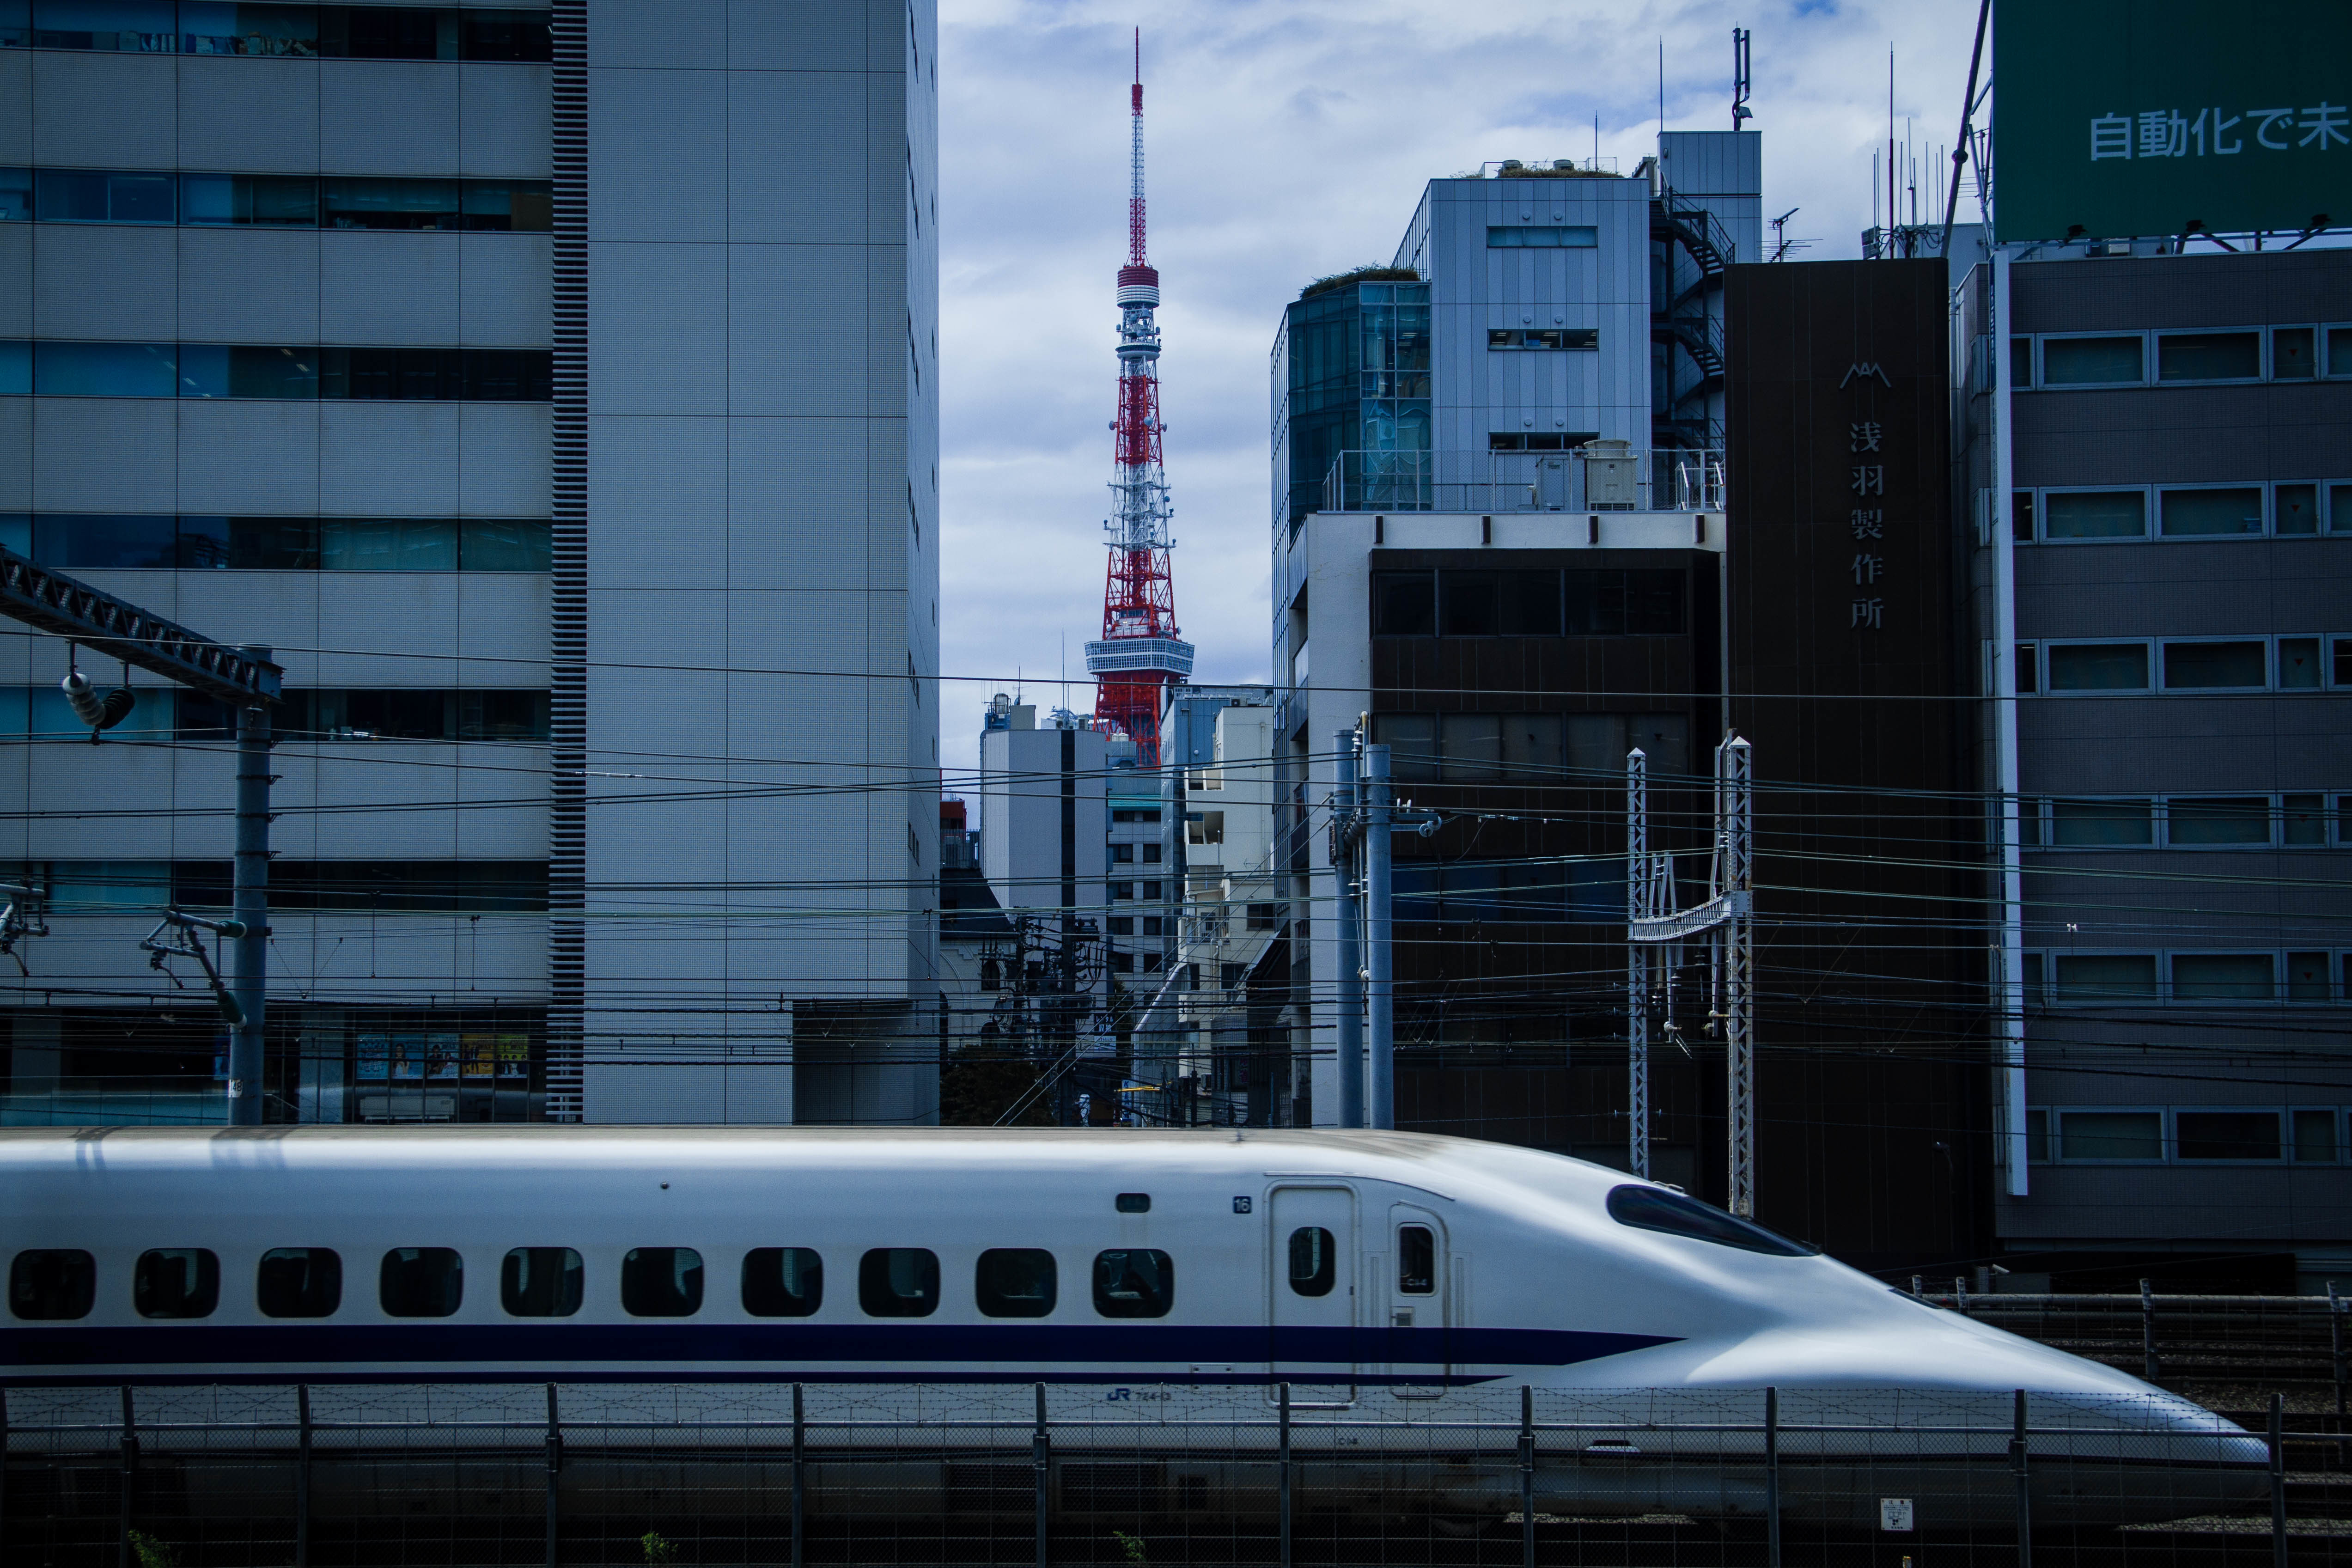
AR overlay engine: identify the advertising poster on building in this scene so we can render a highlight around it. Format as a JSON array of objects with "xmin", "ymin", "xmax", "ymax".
[{"xmin": 1995, "ymin": 0, "xmax": 2351, "ymax": 243}]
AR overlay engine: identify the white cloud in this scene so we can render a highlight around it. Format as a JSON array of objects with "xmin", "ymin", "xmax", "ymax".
[{"xmin": 936, "ymin": 0, "xmax": 1983, "ymax": 757}]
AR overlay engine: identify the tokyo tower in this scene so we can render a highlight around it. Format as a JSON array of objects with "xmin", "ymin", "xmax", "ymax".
[{"xmin": 1083, "ymin": 32, "xmax": 1194, "ymax": 769}]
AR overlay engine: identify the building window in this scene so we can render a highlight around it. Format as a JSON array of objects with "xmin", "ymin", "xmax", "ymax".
[
  {"xmin": 1112, "ymin": 952, "xmax": 1135, "ymax": 973},
  {"xmin": 1, "ymin": 340, "xmax": 551, "ymax": 401},
  {"xmin": 8, "ymin": 169, "xmax": 552, "ymax": 231},
  {"xmin": 2058, "ymin": 1110, "xmax": 2163, "ymax": 1161},
  {"xmin": 8, "ymin": 6, "xmax": 551, "ymax": 60},
  {"xmin": 2051, "ymin": 954, "xmax": 2159, "ymax": 1004},
  {"xmin": 1110, "ymin": 844, "xmax": 1134, "ymax": 864},
  {"xmin": 1141, "ymin": 916, "xmax": 1164, "ymax": 938},
  {"xmin": 2158, "ymin": 487, "xmax": 2264, "ymax": 538},
  {"xmin": 2041, "ymin": 490, "xmax": 2145, "ymax": 540},
  {"xmin": 2166, "ymin": 797, "xmax": 2271, "ymax": 847},
  {"xmin": 1107, "ymin": 917, "xmax": 1133, "ymax": 936},
  {"xmin": 1489, "ymin": 430, "xmax": 1599, "ymax": 450},
  {"xmin": 2040, "ymin": 335, "xmax": 2144, "ymax": 386},
  {"xmin": 2156, "ymin": 331, "xmax": 2261, "ymax": 384},
  {"xmin": 2175, "ymin": 1110, "xmax": 2281, "ymax": 1160},
  {"xmin": 1485, "ymin": 226, "xmax": 1598, "ymax": 248},
  {"xmin": 2049, "ymin": 798, "xmax": 2154, "ymax": 847},
  {"xmin": 2171, "ymin": 953, "xmax": 2275, "ymax": 1001},
  {"xmin": 1140, "ymin": 881, "xmax": 1162, "ymax": 899},
  {"xmin": 1140, "ymin": 844, "xmax": 1162, "ymax": 864},
  {"xmin": 1245, "ymin": 903, "xmax": 1280, "ymax": 930},
  {"xmin": 2044, "ymin": 643, "xmax": 2149, "ymax": 691},
  {"xmin": 1487, "ymin": 328, "xmax": 1598, "ymax": 350},
  {"xmin": 1109, "ymin": 881, "xmax": 1133, "ymax": 901},
  {"xmin": 2162, "ymin": 640, "xmax": 2268, "ymax": 690}
]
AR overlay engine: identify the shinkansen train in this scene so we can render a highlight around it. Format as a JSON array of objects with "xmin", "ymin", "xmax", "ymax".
[{"xmin": 0, "ymin": 1126, "xmax": 2267, "ymax": 1528}]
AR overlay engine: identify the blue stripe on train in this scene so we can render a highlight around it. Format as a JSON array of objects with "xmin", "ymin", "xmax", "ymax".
[{"xmin": 3, "ymin": 1323, "xmax": 1676, "ymax": 1370}]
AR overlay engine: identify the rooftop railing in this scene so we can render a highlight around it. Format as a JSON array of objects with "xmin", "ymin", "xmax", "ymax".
[{"xmin": 1320, "ymin": 445, "xmax": 1726, "ymax": 517}]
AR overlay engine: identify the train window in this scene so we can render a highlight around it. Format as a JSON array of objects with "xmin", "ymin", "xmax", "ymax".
[
  {"xmin": 500, "ymin": 1248, "xmax": 582, "ymax": 1318},
  {"xmin": 1605, "ymin": 1185, "xmax": 1818, "ymax": 1257},
  {"xmin": 1092, "ymin": 1249, "xmax": 1174, "ymax": 1318},
  {"xmin": 742, "ymin": 1248, "xmax": 823, "ymax": 1317},
  {"xmin": 135, "ymin": 1248, "xmax": 219, "ymax": 1319},
  {"xmin": 858, "ymin": 1248, "xmax": 939, "ymax": 1318},
  {"xmin": 622, "ymin": 1248, "xmax": 704, "ymax": 1317},
  {"xmin": 257, "ymin": 1248, "xmax": 342, "ymax": 1318},
  {"xmin": 1115, "ymin": 1193, "xmax": 1151, "ymax": 1213},
  {"xmin": 1287, "ymin": 1228, "xmax": 1336, "ymax": 1297},
  {"xmin": 9, "ymin": 1249, "xmax": 95, "ymax": 1321},
  {"xmin": 380, "ymin": 1248, "xmax": 464, "ymax": 1318},
  {"xmin": 1397, "ymin": 1226, "xmax": 1436, "ymax": 1294},
  {"xmin": 975, "ymin": 1249, "xmax": 1057, "ymax": 1318}
]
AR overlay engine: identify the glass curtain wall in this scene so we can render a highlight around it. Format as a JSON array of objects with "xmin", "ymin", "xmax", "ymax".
[{"xmin": 1282, "ymin": 282, "xmax": 1429, "ymax": 529}]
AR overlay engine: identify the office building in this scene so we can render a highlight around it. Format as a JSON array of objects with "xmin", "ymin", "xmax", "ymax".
[
  {"xmin": 1959, "ymin": 244, "xmax": 2352, "ymax": 1291},
  {"xmin": 0, "ymin": 0, "xmax": 942, "ymax": 1127}
]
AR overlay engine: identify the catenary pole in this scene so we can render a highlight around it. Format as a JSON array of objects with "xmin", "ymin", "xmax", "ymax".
[
  {"xmin": 228, "ymin": 652, "xmax": 273, "ymax": 1126},
  {"xmin": 1364, "ymin": 742, "xmax": 1394, "ymax": 1130},
  {"xmin": 1333, "ymin": 731, "xmax": 1365, "ymax": 1129}
]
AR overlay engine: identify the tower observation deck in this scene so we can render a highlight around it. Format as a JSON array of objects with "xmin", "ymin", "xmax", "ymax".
[{"xmin": 1084, "ymin": 35, "xmax": 1194, "ymax": 769}]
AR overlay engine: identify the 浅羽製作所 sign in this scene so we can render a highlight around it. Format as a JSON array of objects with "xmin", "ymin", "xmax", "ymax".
[{"xmin": 1994, "ymin": 0, "xmax": 2350, "ymax": 242}]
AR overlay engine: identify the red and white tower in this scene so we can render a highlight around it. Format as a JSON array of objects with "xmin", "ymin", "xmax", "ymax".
[{"xmin": 1084, "ymin": 33, "xmax": 1193, "ymax": 768}]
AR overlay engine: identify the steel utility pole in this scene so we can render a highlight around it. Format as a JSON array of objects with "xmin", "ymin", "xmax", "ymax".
[
  {"xmin": 1330, "ymin": 732, "xmax": 1365, "ymax": 1131},
  {"xmin": 1363, "ymin": 742, "xmax": 1394, "ymax": 1130},
  {"xmin": 1627, "ymin": 734, "xmax": 1755, "ymax": 1211},
  {"xmin": 0, "ymin": 548, "xmax": 283, "ymax": 1125}
]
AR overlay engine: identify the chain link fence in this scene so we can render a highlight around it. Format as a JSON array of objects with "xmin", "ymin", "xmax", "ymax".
[{"xmin": 2, "ymin": 1378, "xmax": 2330, "ymax": 1567}]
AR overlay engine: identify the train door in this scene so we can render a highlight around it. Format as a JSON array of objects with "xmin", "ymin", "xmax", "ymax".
[
  {"xmin": 1268, "ymin": 1184, "xmax": 1356, "ymax": 1401},
  {"xmin": 1383, "ymin": 1204, "xmax": 1450, "ymax": 1388}
]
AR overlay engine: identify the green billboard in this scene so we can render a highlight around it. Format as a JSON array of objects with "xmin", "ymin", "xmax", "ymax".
[{"xmin": 1994, "ymin": 0, "xmax": 2352, "ymax": 243}]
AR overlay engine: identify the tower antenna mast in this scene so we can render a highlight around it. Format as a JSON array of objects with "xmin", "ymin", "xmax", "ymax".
[{"xmin": 1085, "ymin": 30, "xmax": 1194, "ymax": 767}]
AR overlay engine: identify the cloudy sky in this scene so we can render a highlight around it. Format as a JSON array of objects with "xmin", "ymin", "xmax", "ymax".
[{"xmin": 933, "ymin": 0, "xmax": 1986, "ymax": 746}]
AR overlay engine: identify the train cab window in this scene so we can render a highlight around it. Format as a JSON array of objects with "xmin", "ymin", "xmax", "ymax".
[
  {"xmin": 858, "ymin": 1248, "xmax": 939, "ymax": 1318},
  {"xmin": 1287, "ymin": 1228, "xmax": 1336, "ymax": 1297},
  {"xmin": 975, "ymin": 1249, "xmax": 1057, "ymax": 1317},
  {"xmin": 9, "ymin": 1249, "xmax": 95, "ymax": 1320},
  {"xmin": 622, "ymin": 1248, "xmax": 704, "ymax": 1317},
  {"xmin": 1092, "ymin": 1249, "xmax": 1174, "ymax": 1318},
  {"xmin": 1115, "ymin": 1193, "xmax": 1151, "ymax": 1213},
  {"xmin": 257, "ymin": 1248, "xmax": 342, "ymax": 1318},
  {"xmin": 1604, "ymin": 1185, "xmax": 1818, "ymax": 1257},
  {"xmin": 500, "ymin": 1248, "xmax": 583, "ymax": 1318},
  {"xmin": 135, "ymin": 1248, "xmax": 219, "ymax": 1319},
  {"xmin": 1397, "ymin": 1226, "xmax": 1436, "ymax": 1295},
  {"xmin": 742, "ymin": 1247, "xmax": 823, "ymax": 1317},
  {"xmin": 380, "ymin": 1248, "xmax": 464, "ymax": 1318}
]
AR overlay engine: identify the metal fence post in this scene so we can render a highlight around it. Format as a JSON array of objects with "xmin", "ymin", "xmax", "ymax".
[
  {"xmin": 1033, "ymin": 1383, "xmax": 1049, "ymax": 1568},
  {"xmin": 1519, "ymin": 1385, "xmax": 1535, "ymax": 1568},
  {"xmin": 295, "ymin": 1384, "xmax": 311, "ymax": 1568},
  {"xmin": 542, "ymin": 1383, "xmax": 561, "ymax": 1568},
  {"xmin": 2330, "ymin": 1282, "xmax": 2346, "ymax": 1468},
  {"xmin": 2270, "ymin": 1392, "xmax": 2288, "ymax": 1568},
  {"xmin": 118, "ymin": 1385, "xmax": 138, "ymax": 1568},
  {"xmin": 1278, "ymin": 1383, "xmax": 1293, "ymax": 1568},
  {"xmin": 791, "ymin": 1383, "xmax": 805, "ymax": 1568},
  {"xmin": 1765, "ymin": 1386, "xmax": 1781, "ymax": 1568},
  {"xmin": 2011, "ymin": 1388, "xmax": 2031, "ymax": 1568},
  {"xmin": 2141, "ymin": 1278, "xmax": 2160, "ymax": 1383}
]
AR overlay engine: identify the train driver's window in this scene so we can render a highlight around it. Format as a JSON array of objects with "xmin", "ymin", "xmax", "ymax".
[
  {"xmin": 9, "ymin": 1249, "xmax": 95, "ymax": 1321},
  {"xmin": 1287, "ymin": 1227, "xmax": 1336, "ymax": 1297},
  {"xmin": 858, "ymin": 1247, "xmax": 939, "ymax": 1317},
  {"xmin": 135, "ymin": 1248, "xmax": 220, "ymax": 1318},
  {"xmin": 742, "ymin": 1247, "xmax": 823, "ymax": 1317},
  {"xmin": 622, "ymin": 1248, "xmax": 704, "ymax": 1317},
  {"xmin": 1604, "ymin": 1185, "xmax": 1818, "ymax": 1257},
  {"xmin": 1092, "ymin": 1249, "xmax": 1174, "ymax": 1318},
  {"xmin": 975, "ymin": 1248, "xmax": 1057, "ymax": 1317},
  {"xmin": 501, "ymin": 1248, "xmax": 583, "ymax": 1317},
  {"xmin": 1397, "ymin": 1226, "xmax": 1436, "ymax": 1295},
  {"xmin": 380, "ymin": 1248, "xmax": 464, "ymax": 1318},
  {"xmin": 258, "ymin": 1248, "xmax": 342, "ymax": 1318}
]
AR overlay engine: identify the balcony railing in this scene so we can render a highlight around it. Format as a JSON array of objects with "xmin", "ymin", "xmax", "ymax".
[{"xmin": 1320, "ymin": 445, "xmax": 1725, "ymax": 516}]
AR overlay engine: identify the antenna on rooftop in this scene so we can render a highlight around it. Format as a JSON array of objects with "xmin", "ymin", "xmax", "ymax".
[{"xmin": 1731, "ymin": 28, "xmax": 1752, "ymax": 128}]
